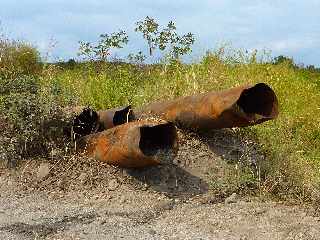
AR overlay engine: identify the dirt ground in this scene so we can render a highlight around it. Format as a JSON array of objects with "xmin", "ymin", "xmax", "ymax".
[{"xmin": 1, "ymin": 129, "xmax": 319, "ymax": 240}]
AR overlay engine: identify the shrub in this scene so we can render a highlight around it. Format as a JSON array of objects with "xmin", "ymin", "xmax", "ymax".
[
  {"xmin": 0, "ymin": 38, "xmax": 66, "ymax": 166},
  {"xmin": 0, "ymin": 75, "xmax": 68, "ymax": 166},
  {"xmin": 0, "ymin": 37, "xmax": 41, "ymax": 79}
]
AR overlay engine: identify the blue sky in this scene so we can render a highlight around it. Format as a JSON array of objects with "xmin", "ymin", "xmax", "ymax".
[{"xmin": 1, "ymin": 0, "xmax": 319, "ymax": 66}]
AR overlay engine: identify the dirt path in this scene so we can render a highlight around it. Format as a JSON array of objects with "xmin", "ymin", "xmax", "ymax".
[
  {"xmin": 1, "ymin": 185, "xmax": 319, "ymax": 240},
  {"xmin": 1, "ymin": 129, "xmax": 319, "ymax": 239}
]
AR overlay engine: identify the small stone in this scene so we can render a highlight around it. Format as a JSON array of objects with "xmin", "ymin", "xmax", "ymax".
[
  {"xmin": 119, "ymin": 196, "xmax": 126, "ymax": 203},
  {"xmin": 225, "ymin": 193, "xmax": 237, "ymax": 204},
  {"xmin": 56, "ymin": 179, "xmax": 65, "ymax": 190},
  {"xmin": 173, "ymin": 159, "xmax": 179, "ymax": 165},
  {"xmin": 78, "ymin": 173, "xmax": 87, "ymax": 182},
  {"xmin": 157, "ymin": 196, "xmax": 165, "ymax": 200},
  {"xmin": 107, "ymin": 179, "xmax": 119, "ymax": 191},
  {"xmin": 37, "ymin": 163, "xmax": 50, "ymax": 180},
  {"xmin": 148, "ymin": 229, "xmax": 157, "ymax": 235},
  {"xmin": 159, "ymin": 201, "xmax": 174, "ymax": 210}
]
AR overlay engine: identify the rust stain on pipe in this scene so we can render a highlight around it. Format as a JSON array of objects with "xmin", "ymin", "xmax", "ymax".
[
  {"xmin": 77, "ymin": 120, "xmax": 178, "ymax": 168},
  {"xmin": 138, "ymin": 83, "xmax": 278, "ymax": 130},
  {"xmin": 72, "ymin": 105, "xmax": 135, "ymax": 137}
]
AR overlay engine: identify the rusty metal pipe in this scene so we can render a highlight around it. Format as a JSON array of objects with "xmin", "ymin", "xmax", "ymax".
[
  {"xmin": 77, "ymin": 120, "xmax": 178, "ymax": 168},
  {"xmin": 138, "ymin": 83, "xmax": 278, "ymax": 130},
  {"xmin": 72, "ymin": 105, "xmax": 135, "ymax": 137}
]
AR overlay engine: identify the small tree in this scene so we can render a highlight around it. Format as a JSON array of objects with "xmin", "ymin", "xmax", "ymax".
[
  {"xmin": 135, "ymin": 16, "xmax": 195, "ymax": 59},
  {"xmin": 273, "ymin": 55, "xmax": 295, "ymax": 67},
  {"xmin": 78, "ymin": 30, "xmax": 129, "ymax": 61},
  {"xmin": 127, "ymin": 51, "xmax": 146, "ymax": 65},
  {"xmin": 170, "ymin": 32, "xmax": 195, "ymax": 59},
  {"xmin": 135, "ymin": 16, "xmax": 159, "ymax": 56}
]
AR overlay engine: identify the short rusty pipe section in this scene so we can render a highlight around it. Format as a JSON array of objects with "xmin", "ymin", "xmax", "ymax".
[
  {"xmin": 72, "ymin": 105, "xmax": 135, "ymax": 137},
  {"xmin": 77, "ymin": 120, "xmax": 178, "ymax": 168},
  {"xmin": 138, "ymin": 83, "xmax": 278, "ymax": 130}
]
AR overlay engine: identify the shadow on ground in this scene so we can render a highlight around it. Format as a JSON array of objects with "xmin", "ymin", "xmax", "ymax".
[
  {"xmin": 127, "ymin": 164, "xmax": 208, "ymax": 198},
  {"xmin": 196, "ymin": 128, "xmax": 264, "ymax": 166},
  {"xmin": 125, "ymin": 128, "xmax": 263, "ymax": 199},
  {"xmin": 0, "ymin": 213, "xmax": 97, "ymax": 239}
]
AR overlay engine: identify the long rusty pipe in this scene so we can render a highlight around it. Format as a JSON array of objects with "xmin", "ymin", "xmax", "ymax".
[
  {"xmin": 138, "ymin": 83, "xmax": 278, "ymax": 130},
  {"xmin": 77, "ymin": 120, "xmax": 178, "ymax": 168},
  {"xmin": 72, "ymin": 105, "xmax": 135, "ymax": 137}
]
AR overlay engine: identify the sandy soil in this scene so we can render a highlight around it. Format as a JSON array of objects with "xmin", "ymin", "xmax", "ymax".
[{"xmin": 1, "ymin": 129, "xmax": 319, "ymax": 240}]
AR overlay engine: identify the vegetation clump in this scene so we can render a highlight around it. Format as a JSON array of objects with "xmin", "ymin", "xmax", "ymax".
[
  {"xmin": 0, "ymin": 37, "xmax": 67, "ymax": 167},
  {"xmin": 0, "ymin": 37, "xmax": 41, "ymax": 79}
]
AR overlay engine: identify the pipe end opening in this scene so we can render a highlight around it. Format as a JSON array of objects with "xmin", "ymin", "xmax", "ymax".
[
  {"xmin": 237, "ymin": 83, "xmax": 278, "ymax": 118},
  {"xmin": 113, "ymin": 105, "xmax": 135, "ymax": 126},
  {"xmin": 73, "ymin": 107, "xmax": 99, "ymax": 137},
  {"xmin": 139, "ymin": 122, "xmax": 177, "ymax": 159}
]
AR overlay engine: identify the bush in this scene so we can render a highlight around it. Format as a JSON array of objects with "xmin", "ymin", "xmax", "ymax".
[
  {"xmin": 0, "ymin": 37, "xmax": 41, "ymax": 79},
  {"xmin": 0, "ymin": 75, "xmax": 67, "ymax": 166},
  {"xmin": 0, "ymin": 75, "xmax": 39, "ymax": 95},
  {"xmin": 0, "ymin": 38, "xmax": 67, "ymax": 166}
]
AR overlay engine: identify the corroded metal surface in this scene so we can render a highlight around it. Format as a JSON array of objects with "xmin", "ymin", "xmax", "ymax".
[
  {"xmin": 72, "ymin": 105, "xmax": 135, "ymax": 137},
  {"xmin": 77, "ymin": 120, "xmax": 178, "ymax": 168},
  {"xmin": 138, "ymin": 83, "xmax": 278, "ymax": 130}
]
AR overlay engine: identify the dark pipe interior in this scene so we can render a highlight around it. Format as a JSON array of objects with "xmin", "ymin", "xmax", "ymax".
[
  {"xmin": 72, "ymin": 107, "xmax": 99, "ymax": 136},
  {"xmin": 113, "ymin": 105, "xmax": 135, "ymax": 126},
  {"xmin": 236, "ymin": 83, "xmax": 278, "ymax": 117},
  {"xmin": 139, "ymin": 122, "xmax": 177, "ymax": 156}
]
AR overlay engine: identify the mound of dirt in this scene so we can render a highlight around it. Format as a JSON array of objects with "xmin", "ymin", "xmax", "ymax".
[{"xmin": 5, "ymin": 128, "xmax": 262, "ymax": 201}]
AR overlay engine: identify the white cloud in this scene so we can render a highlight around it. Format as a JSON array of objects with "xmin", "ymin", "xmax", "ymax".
[{"xmin": 268, "ymin": 38, "xmax": 319, "ymax": 52}]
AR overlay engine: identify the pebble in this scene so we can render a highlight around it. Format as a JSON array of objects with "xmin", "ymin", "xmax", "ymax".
[
  {"xmin": 148, "ymin": 229, "xmax": 157, "ymax": 235},
  {"xmin": 78, "ymin": 173, "xmax": 87, "ymax": 182},
  {"xmin": 119, "ymin": 195, "xmax": 126, "ymax": 203},
  {"xmin": 37, "ymin": 163, "xmax": 50, "ymax": 180},
  {"xmin": 107, "ymin": 179, "xmax": 119, "ymax": 191},
  {"xmin": 225, "ymin": 193, "xmax": 237, "ymax": 204}
]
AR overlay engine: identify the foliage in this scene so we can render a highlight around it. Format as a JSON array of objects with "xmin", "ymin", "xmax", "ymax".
[
  {"xmin": 135, "ymin": 16, "xmax": 159, "ymax": 56},
  {"xmin": 273, "ymin": 55, "xmax": 296, "ymax": 68},
  {"xmin": 135, "ymin": 16, "xmax": 195, "ymax": 59},
  {"xmin": 78, "ymin": 30, "xmax": 129, "ymax": 61},
  {"xmin": 0, "ymin": 37, "xmax": 41, "ymax": 79},
  {"xmin": 127, "ymin": 51, "xmax": 146, "ymax": 65},
  {"xmin": 0, "ymin": 36, "xmax": 67, "ymax": 166}
]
